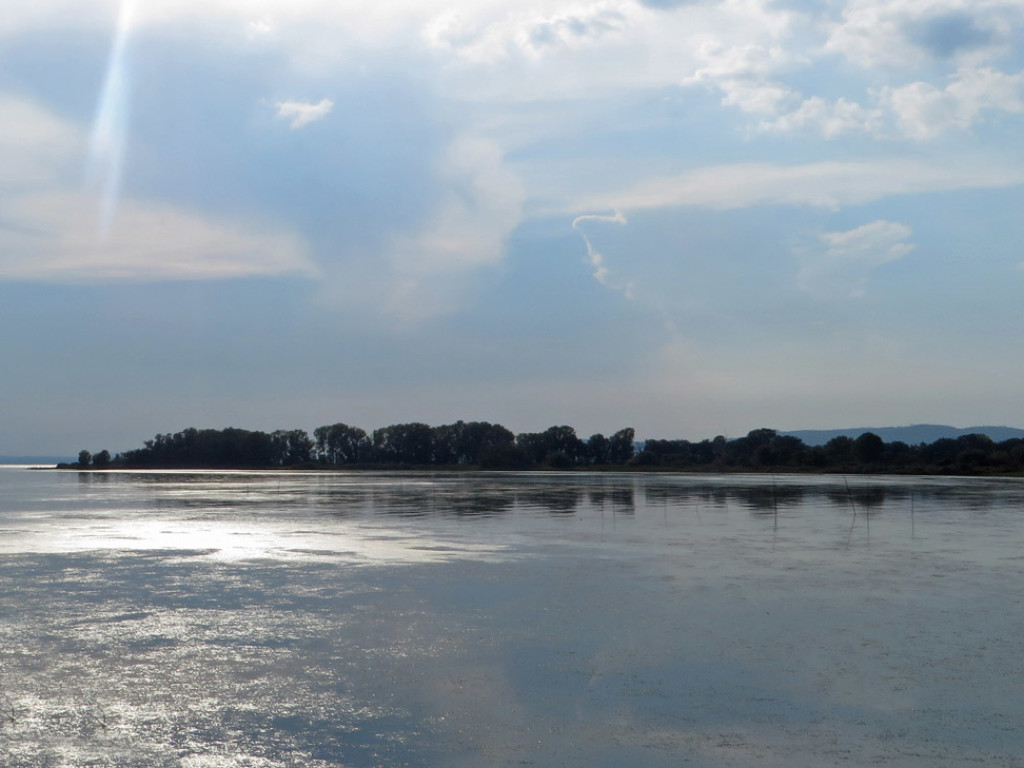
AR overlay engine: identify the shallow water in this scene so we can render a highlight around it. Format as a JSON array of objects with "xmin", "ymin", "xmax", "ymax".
[{"xmin": 1, "ymin": 467, "xmax": 1022, "ymax": 767}]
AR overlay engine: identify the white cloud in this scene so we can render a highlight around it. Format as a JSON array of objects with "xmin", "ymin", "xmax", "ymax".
[
  {"xmin": 573, "ymin": 158, "xmax": 1024, "ymax": 213},
  {"xmin": 424, "ymin": 3, "xmax": 632, "ymax": 63},
  {"xmin": 682, "ymin": 38, "xmax": 798, "ymax": 115},
  {"xmin": 796, "ymin": 219, "xmax": 914, "ymax": 298},
  {"xmin": 662, "ymin": 1, "xmax": 1024, "ymax": 140},
  {"xmin": 881, "ymin": 66, "xmax": 1024, "ymax": 139},
  {"xmin": 825, "ymin": 0, "xmax": 924, "ymax": 68},
  {"xmin": 376, "ymin": 135, "xmax": 525, "ymax": 319},
  {"xmin": 0, "ymin": 192, "xmax": 314, "ymax": 282},
  {"xmin": 414, "ymin": 0, "xmax": 815, "ymax": 107},
  {"xmin": 274, "ymin": 98, "xmax": 334, "ymax": 129},
  {"xmin": 247, "ymin": 17, "xmax": 273, "ymax": 37},
  {"xmin": 0, "ymin": 0, "xmax": 879, "ymax": 132},
  {"xmin": 720, "ymin": 79, "xmax": 796, "ymax": 116},
  {"xmin": 760, "ymin": 96, "xmax": 885, "ymax": 138},
  {"xmin": 665, "ymin": 0, "xmax": 814, "ymax": 118},
  {"xmin": 752, "ymin": 65, "xmax": 1024, "ymax": 140}
]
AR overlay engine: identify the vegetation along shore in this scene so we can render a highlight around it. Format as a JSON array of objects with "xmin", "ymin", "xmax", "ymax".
[{"xmin": 60, "ymin": 422, "xmax": 1024, "ymax": 476}]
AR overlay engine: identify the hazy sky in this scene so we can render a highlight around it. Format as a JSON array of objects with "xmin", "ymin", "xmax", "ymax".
[{"xmin": 3, "ymin": 0, "xmax": 1024, "ymax": 454}]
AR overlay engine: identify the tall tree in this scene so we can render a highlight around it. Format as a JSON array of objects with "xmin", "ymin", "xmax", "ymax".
[
  {"xmin": 854, "ymin": 432, "xmax": 885, "ymax": 463},
  {"xmin": 373, "ymin": 423, "xmax": 434, "ymax": 464},
  {"xmin": 586, "ymin": 433, "xmax": 609, "ymax": 465},
  {"xmin": 608, "ymin": 428, "xmax": 636, "ymax": 464},
  {"xmin": 314, "ymin": 423, "xmax": 369, "ymax": 464}
]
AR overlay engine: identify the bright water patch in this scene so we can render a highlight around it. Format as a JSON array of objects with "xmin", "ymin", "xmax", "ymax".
[{"xmin": 1, "ymin": 468, "xmax": 1023, "ymax": 766}]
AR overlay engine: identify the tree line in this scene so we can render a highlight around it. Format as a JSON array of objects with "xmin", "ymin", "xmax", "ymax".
[
  {"xmin": 65, "ymin": 424, "xmax": 1024, "ymax": 475},
  {"xmin": 68, "ymin": 422, "xmax": 634, "ymax": 470},
  {"xmin": 638, "ymin": 427, "xmax": 1024, "ymax": 475}
]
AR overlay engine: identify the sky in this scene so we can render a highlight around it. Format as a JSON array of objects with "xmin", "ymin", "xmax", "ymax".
[{"xmin": 2, "ymin": 0, "xmax": 1024, "ymax": 455}]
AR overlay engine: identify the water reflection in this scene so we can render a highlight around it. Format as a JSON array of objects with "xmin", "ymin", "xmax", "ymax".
[
  {"xmin": 587, "ymin": 487, "xmax": 635, "ymax": 514},
  {"xmin": 516, "ymin": 487, "xmax": 582, "ymax": 514},
  {"xmin": 46, "ymin": 469, "xmax": 1024, "ymax": 521},
  {"xmin": 4, "ymin": 468, "xmax": 1024, "ymax": 767},
  {"xmin": 11, "ymin": 470, "xmax": 1024, "ymax": 565}
]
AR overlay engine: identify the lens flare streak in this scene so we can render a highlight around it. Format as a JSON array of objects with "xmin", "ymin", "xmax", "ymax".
[{"xmin": 86, "ymin": 0, "xmax": 136, "ymax": 236}]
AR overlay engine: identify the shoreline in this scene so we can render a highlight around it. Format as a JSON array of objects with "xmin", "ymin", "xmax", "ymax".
[{"xmin": 49, "ymin": 464, "xmax": 1024, "ymax": 478}]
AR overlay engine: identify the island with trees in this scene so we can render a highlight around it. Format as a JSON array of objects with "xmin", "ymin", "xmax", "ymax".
[{"xmin": 59, "ymin": 421, "xmax": 1024, "ymax": 476}]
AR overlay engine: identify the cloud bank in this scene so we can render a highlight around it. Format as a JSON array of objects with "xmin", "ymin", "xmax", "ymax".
[
  {"xmin": 0, "ymin": 192, "xmax": 313, "ymax": 282},
  {"xmin": 574, "ymin": 159, "xmax": 1024, "ymax": 214},
  {"xmin": 0, "ymin": 93, "xmax": 312, "ymax": 283}
]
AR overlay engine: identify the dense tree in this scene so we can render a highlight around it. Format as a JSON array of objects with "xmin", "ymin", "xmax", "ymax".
[
  {"xmin": 643, "ymin": 438, "xmax": 694, "ymax": 466},
  {"xmin": 883, "ymin": 440, "xmax": 914, "ymax": 468},
  {"xmin": 723, "ymin": 428, "xmax": 772, "ymax": 466},
  {"xmin": 955, "ymin": 433, "xmax": 995, "ymax": 472},
  {"xmin": 516, "ymin": 426, "xmax": 585, "ymax": 467},
  {"xmin": 805, "ymin": 446, "xmax": 828, "ymax": 468},
  {"xmin": 314, "ymin": 423, "xmax": 369, "ymax": 465},
  {"xmin": 723, "ymin": 428, "xmax": 776, "ymax": 466},
  {"xmin": 772, "ymin": 435, "xmax": 804, "ymax": 465},
  {"xmin": 78, "ymin": 422, "xmax": 1024, "ymax": 476},
  {"xmin": 119, "ymin": 427, "xmax": 305, "ymax": 468},
  {"xmin": 478, "ymin": 443, "xmax": 531, "ymax": 469},
  {"xmin": 824, "ymin": 436, "xmax": 855, "ymax": 466},
  {"xmin": 458, "ymin": 421, "xmax": 515, "ymax": 465},
  {"xmin": 426, "ymin": 421, "xmax": 515, "ymax": 465},
  {"xmin": 431, "ymin": 422, "xmax": 462, "ymax": 465},
  {"xmin": 271, "ymin": 429, "xmax": 315, "ymax": 465},
  {"xmin": 854, "ymin": 432, "xmax": 885, "ymax": 463},
  {"xmin": 608, "ymin": 428, "xmax": 636, "ymax": 465},
  {"xmin": 711, "ymin": 435, "xmax": 728, "ymax": 459},
  {"xmin": 514, "ymin": 432, "xmax": 546, "ymax": 466},
  {"xmin": 543, "ymin": 426, "xmax": 586, "ymax": 465},
  {"xmin": 920, "ymin": 437, "xmax": 958, "ymax": 468},
  {"xmin": 629, "ymin": 449, "xmax": 659, "ymax": 466},
  {"xmin": 372, "ymin": 423, "xmax": 434, "ymax": 464},
  {"xmin": 690, "ymin": 439, "xmax": 717, "ymax": 465},
  {"xmin": 586, "ymin": 433, "xmax": 610, "ymax": 465}
]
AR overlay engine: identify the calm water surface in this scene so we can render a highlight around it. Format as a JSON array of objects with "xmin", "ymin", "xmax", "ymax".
[{"xmin": 1, "ymin": 467, "xmax": 1022, "ymax": 767}]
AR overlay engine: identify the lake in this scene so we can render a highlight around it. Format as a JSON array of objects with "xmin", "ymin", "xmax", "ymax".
[{"xmin": 1, "ymin": 467, "xmax": 1022, "ymax": 767}]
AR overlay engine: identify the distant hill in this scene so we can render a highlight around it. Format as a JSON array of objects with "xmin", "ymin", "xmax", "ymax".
[{"xmin": 782, "ymin": 425, "xmax": 1024, "ymax": 447}]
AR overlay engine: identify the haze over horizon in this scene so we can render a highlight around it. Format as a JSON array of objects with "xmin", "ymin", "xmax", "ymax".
[{"xmin": 3, "ymin": 0, "xmax": 1024, "ymax": 455}]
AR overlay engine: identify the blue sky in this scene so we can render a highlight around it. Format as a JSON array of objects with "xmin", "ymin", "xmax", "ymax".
[{"xmin": 2, "ymin": 0, "xmax": 1024, "ymax": 455}]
